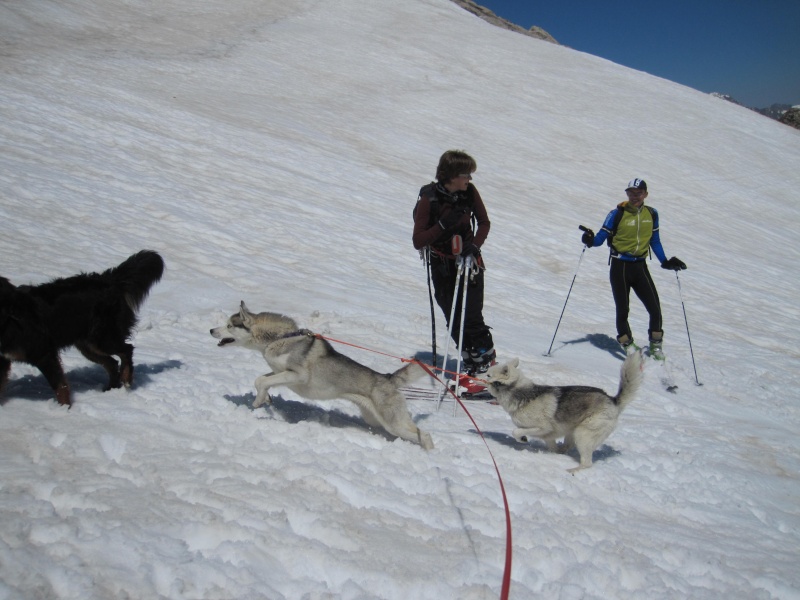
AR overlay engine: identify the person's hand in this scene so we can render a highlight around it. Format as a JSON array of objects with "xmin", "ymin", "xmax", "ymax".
[
  {"xmin": 581, "ymin": 228, "xmax": 595, "ymax": 247},
  {"xmin": 438, "ymin": 208, "xmax": 467, "ymax": 230},
  {"xmin": 661, "ymin": 257, "xmax": 687, "ymax": 270},
  {"xmin": 461, "ymin": 243, "xmax": 481, "ymax": 259}
]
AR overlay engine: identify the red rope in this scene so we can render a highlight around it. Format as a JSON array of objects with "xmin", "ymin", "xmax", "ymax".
[
  {"xmin": 316, "ymin": 334, "xmax": 512, "ymax": 600},
  {"xmin": 316, "ymin": 334, "xmax": 488, "ymax": 383}
]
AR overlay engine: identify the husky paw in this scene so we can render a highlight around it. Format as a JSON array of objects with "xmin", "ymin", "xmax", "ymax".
[
  {"xmin": 252, "ymin": 394, "xmax": 272, "ymax": 409},
  {"xmin": 417, "ymin": 431, "xmax": 434, "ymax": 450},
  {"xmin": 555, "ymin": 442, "xmax": 570, "ymax": 454},
  {"xmin": 567, "ymin": 463, "xmax": 592, "ymax": 474}
]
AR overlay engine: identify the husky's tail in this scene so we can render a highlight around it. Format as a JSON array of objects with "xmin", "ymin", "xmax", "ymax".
[
  {"xmin": 613, "ymin": 349, "xmax": 644, "ymax": 411},
  {"xmin": 389, "ymin": 360, "xmax": 428, "ymax": 387},
  {"xmin": 105, "ymin": 250, "xmax": 165, "ymax": 312}
]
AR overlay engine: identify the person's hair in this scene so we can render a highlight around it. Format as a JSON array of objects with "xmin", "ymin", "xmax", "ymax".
[{"xmin": 435, "ymin": 150, "xmax": 477, "ymax": 183}]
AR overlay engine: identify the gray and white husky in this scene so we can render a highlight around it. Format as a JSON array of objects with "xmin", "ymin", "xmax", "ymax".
[
  {"xmin": 484, "ymin": 351, "xmax": 644, "ymax": 472},
  {"xmin": 211, "ymin": 302, "xmax": 434, "ymax": 450}
]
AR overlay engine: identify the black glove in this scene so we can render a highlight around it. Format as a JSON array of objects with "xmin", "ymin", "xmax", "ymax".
[
  {"xmin": 438, "ymin": 208, "xmax": 466, "ymax": 230},
  {"xmin": 661, "ymin": 257, "xmax": 687, "ymax": 271},
  {"xmin": 581, "ymin": 228, "xmax": 595, "ymax": 247},
  {"xmin": 461, "ymin": 243, "xmax": 481, "ymax": 259}
]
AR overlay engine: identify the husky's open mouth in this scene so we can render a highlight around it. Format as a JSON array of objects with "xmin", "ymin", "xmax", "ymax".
[{"xmin": 217, "ymin": 338, "xmax": 235, "ymax": 346}]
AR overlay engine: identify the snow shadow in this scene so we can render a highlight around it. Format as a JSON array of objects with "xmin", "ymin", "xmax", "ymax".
[
  {"xmin": 224, "ymin": 392, "xmax": 399, "ymax": 443},
  {"xmin": 413, "ymin": 350, "xmax": 463, "ymax": 378},
  {"xmin": 480, "ymin": 429, "xmax": 621, "ymax": 465},
  {"xmin": 558, "ymin": 333, "xmax": 625, "ymax": 360},
  {"xmin": 1, "ymin": 359, "xmax": 183, "ymax": 404}
]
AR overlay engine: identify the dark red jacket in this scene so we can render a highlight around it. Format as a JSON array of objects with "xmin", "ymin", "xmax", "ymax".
[{"xmin": 412, "ymin": 182, "xmax": 491, "ymax": 257}]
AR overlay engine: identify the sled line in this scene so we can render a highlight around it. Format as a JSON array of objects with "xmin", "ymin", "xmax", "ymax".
[{"xmin": 316, "ymin": 333, "xmax": 512, "ymax": 600}]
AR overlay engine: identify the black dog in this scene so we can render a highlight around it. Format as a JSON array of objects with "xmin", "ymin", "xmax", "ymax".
[{"xmin": 0, "ymin": 250, "xmax": 164, "ymax": 407}]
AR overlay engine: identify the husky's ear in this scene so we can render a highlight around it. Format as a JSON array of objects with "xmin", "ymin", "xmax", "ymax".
[
  {"xmin": 239, "ymin": 301, "xmax": 255, "ymax": 328},
  {"xmin": 492, "ymin": 360, "xmax": 517, "ymax": 378}
]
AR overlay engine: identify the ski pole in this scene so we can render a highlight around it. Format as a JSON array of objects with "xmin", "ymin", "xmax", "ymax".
[
  {"xmin": 452, "ymin": 255, "xmax": 473, "ymax": 415},
  {"xmin": 675, "ymin": 271, "xmax": 702, "ymax": 386},
  {"xmin": 437, "ymin": 236, "xmax": 464, "ymax": 409},
  {"xmin": 436, "ymin": 258, "xmax": 464, "ymax": 409},
  {"xmin": 423, "ymin": 248, "xmax": 437, "ymax": 368},
  {"xmin": 545, "ymin": 230, "xmax": 588, "ymax": 356}
]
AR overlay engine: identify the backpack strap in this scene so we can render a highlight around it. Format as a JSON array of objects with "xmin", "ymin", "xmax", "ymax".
[
  {"xmin": 414, "ymin": 183, "xmax": 477, "ymax": 256},
  {"xmin": 607, "ymin": 207, "xmax": 625, "ymax": 247},
  {"xmin": 414, "ymin": 182, "xmax": 440, "ymax": 227}
]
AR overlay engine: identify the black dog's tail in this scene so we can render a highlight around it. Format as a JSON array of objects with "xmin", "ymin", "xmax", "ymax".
[{"xmin": 104, "ymin": 250, "xmax": 165, "ymax": 312}]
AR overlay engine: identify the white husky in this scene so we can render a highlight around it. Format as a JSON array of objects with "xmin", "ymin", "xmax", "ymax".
[
  {"xmin": 211, "ymin": 302, "xmax": 434, "ymax": 450},
  {"xmin": 484, "ymin": 351, "xmax": 644, "ymax": 472}
]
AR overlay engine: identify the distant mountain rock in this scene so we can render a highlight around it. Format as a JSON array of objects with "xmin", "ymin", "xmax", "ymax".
[
  {"xmin": 779, "ymin": 107, "xmax": 800, "ymax": 130},
  {"xmin": 711, "ymin": 93, "xmax": 798, "ymax": 127},
  {"xmin": 710, "ymin": 92, "xmax": 745, "ymax": 107},
  {"xmin": 451, "ymin": 0, "xmax": 558, "ymax": 44},
  {"xmin": 754, "ymin": 103, "xmax": 794, "ymax": 120}
]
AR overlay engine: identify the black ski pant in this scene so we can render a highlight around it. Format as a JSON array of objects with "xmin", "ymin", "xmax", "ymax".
[
  {"xmin": 609, "ymin": 258, "xmax": 663, "ymax": 342},
  {"xmin": 430, "ymin": 256, "xmax": 493, "ymax": 353}
]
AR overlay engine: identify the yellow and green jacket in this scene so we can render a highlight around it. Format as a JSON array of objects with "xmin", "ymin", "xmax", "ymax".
[{"xmin": 592, "ymin": 201, "xmax": 667, "ymax": 263}]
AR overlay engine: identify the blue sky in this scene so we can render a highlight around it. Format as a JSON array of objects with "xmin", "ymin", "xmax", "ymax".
[{"xmin": 475, "ymin": 0, "xmax": 800, "ymax": 108}]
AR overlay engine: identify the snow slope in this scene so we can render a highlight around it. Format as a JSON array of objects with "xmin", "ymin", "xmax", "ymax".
[{"xmin": 1, "ymin": 0, "xmax": 799, "ymax": 598}]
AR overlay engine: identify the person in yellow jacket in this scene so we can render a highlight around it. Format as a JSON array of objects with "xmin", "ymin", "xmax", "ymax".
[{"xmin": 580, "ymin": 178, "xmax": 686, "ymax": 358}]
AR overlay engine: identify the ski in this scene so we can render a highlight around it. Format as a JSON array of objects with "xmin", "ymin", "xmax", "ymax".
[
  {"xmin": 447, "ymin": 378, "xmax": 495, "ymax": 400},
  {"xmin": 461, "ymin": 391, "xmax": 497, "ymax": 403},
  {"xmin": 400, "ymin": 387, "xmax": 440, "ymax": 401},
  {"xmin": 660, "ymin": 373, "xmax": 678, "ymax": 393},
  {"xmin": 646, "ymin": 351, "xmax": 678, "ymax": 393},
  {"xmin": 401, "ymin": 386, "xmax": 496, "ymax": 403}
]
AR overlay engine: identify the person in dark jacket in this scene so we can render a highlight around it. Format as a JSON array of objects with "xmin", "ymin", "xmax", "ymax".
[
  {"xmin": 580, "ymin": 178, "xmax": 686, "ymax": 359},
  {"xmin": 413, "ymin": 150, "xmax": 495, "ymax": 376}
]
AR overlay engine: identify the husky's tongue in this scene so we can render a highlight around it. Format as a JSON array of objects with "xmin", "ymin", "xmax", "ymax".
[{"xmin": 217, "ymin": 338, "xmax": 235, "ymax": 346}]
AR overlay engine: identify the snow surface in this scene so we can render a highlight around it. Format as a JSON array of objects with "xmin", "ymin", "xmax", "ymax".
[{"xmin": 1, "ymin": 0, "xmax": 799, "ymax": 598}]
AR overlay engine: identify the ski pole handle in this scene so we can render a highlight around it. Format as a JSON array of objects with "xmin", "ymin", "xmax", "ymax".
[
  {"xmin": 451, "ymin": 234, "xmax": 463, "ymax": 256},
  {"xmin": 578, "ymin": 225, "xmax": 589, "ymax": 232}
]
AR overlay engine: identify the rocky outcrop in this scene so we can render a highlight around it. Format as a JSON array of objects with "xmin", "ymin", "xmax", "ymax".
[
  {"xmin": 711, "ymin": 92, "xmax": 745, "ymax": 107},
  {"xmin": 712, "ymin": 94, "xmax": 799, "ymax": 128},
  {"xmin": 779, "ymin": 107, "xmax": 800, "ymax": 130},
  {"xmin": 755, "ymin": 103, "xmax": 794, "ymax": 120},
  {"xmin": 450, "ymin": 0, "xmax": 558, "ymax": 44}
]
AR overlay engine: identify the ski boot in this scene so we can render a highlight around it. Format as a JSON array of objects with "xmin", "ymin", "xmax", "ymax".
[
  {"xmin": 449, "ymin": 373, "xmax": 490, "ymax": 396},
  {"xmin": 617, "ymin": 333, "xmax": 641, "ymax": 356},
  {"xmin": 450, "ymin": 347, "xmax": 497, "ymax": 397},
  {"xmin": 648, "ymin": 331, "xmax": 665, "ymax": 361},
  {"xmin": 462, "ymin": 347, "xmax": 497, "ymax": 374}
]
